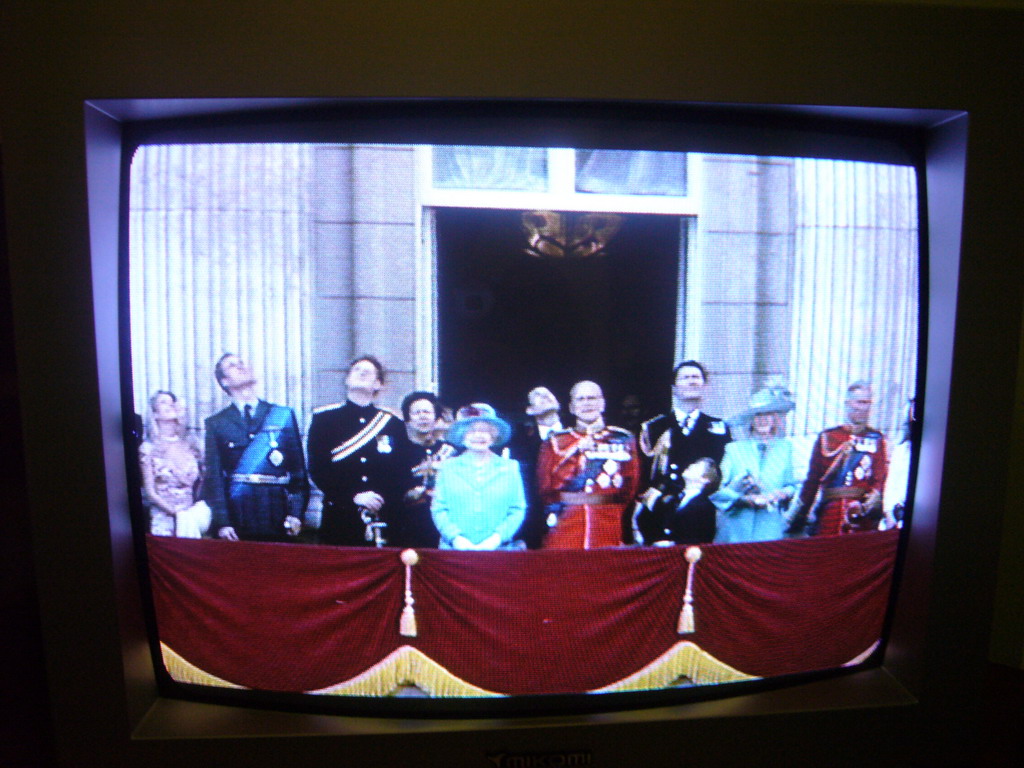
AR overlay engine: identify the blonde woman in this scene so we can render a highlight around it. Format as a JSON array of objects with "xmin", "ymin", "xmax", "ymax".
[{"xmin": 139, "ymin": 391, "xmax": 205, "ymax": 536}]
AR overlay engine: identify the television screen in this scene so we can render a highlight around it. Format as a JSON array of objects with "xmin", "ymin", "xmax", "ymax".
[
  {"xmin": 7, "ymin": 1, "xmax": 1023, "ymax": 764},
  {"xmin": 125, "ymin": 130, "xmax": 920, "ymax": 712}
]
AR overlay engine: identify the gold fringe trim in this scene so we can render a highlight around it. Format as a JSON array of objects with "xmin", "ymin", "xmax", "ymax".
[
  {"xmin": 842, "ymin": 640, "xmax": 880, "ymax": 667},
  {"xmin": 310, "ymin": 645, "xmax": 502, "ymax": 698},
  {"xmin": 592, "ymin": 641, "xmax": 757, "ymax": 692},
  {"xmin": 160, "ymin": 640, "xmax": 755, "ymax": 697},
  {"xmin": 161, "ymin": 642, "xmax": 245, "ymax": 688}
]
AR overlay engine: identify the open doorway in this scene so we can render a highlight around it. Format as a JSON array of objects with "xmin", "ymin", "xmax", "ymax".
[{"xmin": 436, "ymin": 208, "xmax": 685, "ymax": 425}]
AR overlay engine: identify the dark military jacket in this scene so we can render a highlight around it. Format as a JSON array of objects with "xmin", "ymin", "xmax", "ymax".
[
  {"xmin": 639, "ymin": 410, "xmax": 732, "ymax": 487},
  {"xmin": 307, "ymin": 400, "xmax": 406, "ymax": 546},
  {"xmin": 202, "ymin": 400, "xmax": 309, "ymax": 540},
  {"xmin": 390, "ymin": 436, "xmax": 456, "ymax": 548}
]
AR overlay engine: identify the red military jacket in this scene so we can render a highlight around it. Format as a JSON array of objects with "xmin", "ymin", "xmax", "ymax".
[
  {"xmin": 798, "ymin": 424, "xmax": 889, "ymax": 512},
  {"xmin": 537, "ymin": 424, "xmax": 640, "ymax": 507}
]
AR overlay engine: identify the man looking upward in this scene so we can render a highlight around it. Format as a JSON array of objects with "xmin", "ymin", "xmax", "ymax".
[
  {"xmin": 307, "ymin": 356, "xmax": 406, "ymax": 546},
  {"xmin": 636, "ymin": 361, "xmax": 731, "ymax": 532},
  {"xmin": 203, "ymin": 354, "xmax": 308, "ymax": 542},
  {"xmin": 640, "ymin": 361, "xmax": 732, "ymax": 478},
  {"xmin": 508, "ymin": 386, "xmax": 563, "ymax": 549}
]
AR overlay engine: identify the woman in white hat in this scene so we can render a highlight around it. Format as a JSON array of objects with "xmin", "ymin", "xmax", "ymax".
[
  {"xmin": 430, "ymin": 404, "xmax": 526, "ymax": 550},
  {"xmin": 711, "ymin": 385, "xmax": 798, "ymax": 544}
]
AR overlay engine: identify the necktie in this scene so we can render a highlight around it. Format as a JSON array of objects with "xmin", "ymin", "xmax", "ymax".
[{"xmin": 244, "ymin": 404, "xmax": 254, "ymax": 434}]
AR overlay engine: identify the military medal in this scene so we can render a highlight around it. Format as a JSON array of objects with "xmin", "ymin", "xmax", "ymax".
[
  {"xmin": 854, "ymin": 436, "xmax": 878, "ymax": 453},
  {"xmin": 377, "ymin": 435, "xmax": 392, "ymax": 454},
  {"xmin": 268, "ymin": 431, "xmax": 283, "ymax": 466},
  {"xmin": 854, "ymin": 455, "xmax": 872, "ymax": 481}
]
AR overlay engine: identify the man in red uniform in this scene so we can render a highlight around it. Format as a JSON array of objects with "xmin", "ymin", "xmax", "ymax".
[
  {"xmin": 537, "ymin": 380, "xmax": 640, "ymax": 549},
  {"xmin": 791, "ymin": 381, "xmax": 888, "ymax": 536}
]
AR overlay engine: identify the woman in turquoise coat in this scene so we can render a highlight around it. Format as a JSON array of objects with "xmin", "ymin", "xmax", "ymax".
[
  {"xmin": 431, "ymin": 404, "xmax": 526, "ymax": 550},
  {"xmin": 711, "ymin": 386, "xmax": 798, "ymax": 544}
]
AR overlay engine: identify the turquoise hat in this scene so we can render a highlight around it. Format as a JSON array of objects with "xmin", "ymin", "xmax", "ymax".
[
  {"xmin": 730, "ymin": 385, "xmax": 796, "ymax": 427},
  {"xmin": 447, "ymin": 403, "xmax": 513, "ymax": 448}
]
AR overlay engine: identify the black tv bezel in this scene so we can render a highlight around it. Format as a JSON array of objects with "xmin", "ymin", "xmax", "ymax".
[
  {"xmin": 6, "ymin": 0, "xmax": 1021, "ymax": 764},
  {"xmin": 113, "ymin": 97, "xmax": 938, "ymax": 720}
]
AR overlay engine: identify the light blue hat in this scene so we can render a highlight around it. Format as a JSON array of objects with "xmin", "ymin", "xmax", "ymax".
[
  {"xmin": 447, "ymin": 403, "xmax": 513, "ymax": 448},
  {"xmin": 731, "ymin": 385, "xmax": 796, "ymax": 427}
]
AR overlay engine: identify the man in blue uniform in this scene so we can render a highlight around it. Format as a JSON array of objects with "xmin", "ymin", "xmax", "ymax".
[
  {"xmin": 636, "ymin": 361, "xmax": 731, "ymax": 535},
  {"xmin": 203, "ymin": 354, "xmax": 309, "ymax": 542},
  {"xmin": 307, "ymin": 356, "xmax": 407, "ymax": 546}
]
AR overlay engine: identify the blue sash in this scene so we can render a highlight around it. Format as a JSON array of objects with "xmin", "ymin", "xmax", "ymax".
[
  {"xmin": 234, "ymin": 404, "xmax": 292, "ymax": 478},
  {"xmin": 823, "ymin": 430, "xmax": 884, "ymax": 490}
]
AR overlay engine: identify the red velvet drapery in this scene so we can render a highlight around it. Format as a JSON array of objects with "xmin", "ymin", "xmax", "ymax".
[{"xmin": 147, "ymin": 530, "xmax": 899, "ymax": 695}]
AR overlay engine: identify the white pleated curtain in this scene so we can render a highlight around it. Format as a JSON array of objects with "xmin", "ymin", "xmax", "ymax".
[
  {"xmin": 575, "ymin": 150, "xmax": 687, "ymax": 196},
  {"xmin": 788, "ymin": 159, "xmax": 919, "ymax": 439},
  {"xmin": 129, "ymin": 144, "xmax": 314, "ymax": 436},
  {"xmin": 432, "ymin": 146, "xmax": 548, "ymax": 190}
]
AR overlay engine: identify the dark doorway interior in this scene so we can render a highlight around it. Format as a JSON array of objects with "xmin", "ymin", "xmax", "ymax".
[{"xmin": 436, "ymin": 208, "xmax": 683, "ymax": 425}]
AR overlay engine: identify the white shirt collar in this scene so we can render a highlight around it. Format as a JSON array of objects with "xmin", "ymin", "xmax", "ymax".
[
  {"xmin": 233, "ymin": 399, "xmax": 260, "ymax": 415},
  {"xmin": 674, "ymin": 407, "xmax": 700, "ymax": 425}
]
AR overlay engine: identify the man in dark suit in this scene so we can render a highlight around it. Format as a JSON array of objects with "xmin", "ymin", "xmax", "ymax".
[
  {"xmin": 636, "ymin": 361, "xmax": 731, "ymax": 535},
  {"xmin": 203, "ymin": 354, "xmax": 309, "ymax": 542},
  {"xmin": 307, "ymin": 356, "xmax": 407, "ymax": 547},
  {"xmin": 507, "ymin": 386, "xmax": 563, "ymax": 549}
]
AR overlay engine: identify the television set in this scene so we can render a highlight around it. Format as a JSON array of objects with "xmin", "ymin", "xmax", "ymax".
[{"xmin": 3, "ymin": 2, "xmax": 1022, "ymax": 767}]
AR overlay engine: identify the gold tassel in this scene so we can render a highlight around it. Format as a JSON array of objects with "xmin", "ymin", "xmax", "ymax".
[
  {"xmin": 678, "ymin": 546, "xmax": 702, "ymax": 634},
  {"xmin": 679, "ymin": 602, "xmax": 694, "ymax": 634},
  {"xmin": 400, "ymin": 605, "xmax": 416, "ymax": 637},
  {"xmin": 400, "ymin": 549, "xmax": 419, "ymax": 637}
]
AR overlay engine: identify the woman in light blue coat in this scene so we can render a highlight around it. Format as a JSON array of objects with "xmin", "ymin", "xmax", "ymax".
[
  {"xmin": 711, "ymin": 386, "xmax": 798, "ymax": 544},
  {"xmin": 431, "ymin": 404, "xmax": 526, "ymax": 550}
]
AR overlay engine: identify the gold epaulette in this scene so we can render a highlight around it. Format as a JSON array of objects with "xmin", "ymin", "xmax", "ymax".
[{"xmin": 640, "ymin": 414, "xmax": 666, "ymax": 431}]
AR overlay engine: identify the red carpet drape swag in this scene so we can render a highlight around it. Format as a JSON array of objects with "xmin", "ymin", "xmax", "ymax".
[{"xmin": 147, "ymin": 530, "xmax": 899, "ymax": 695}]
